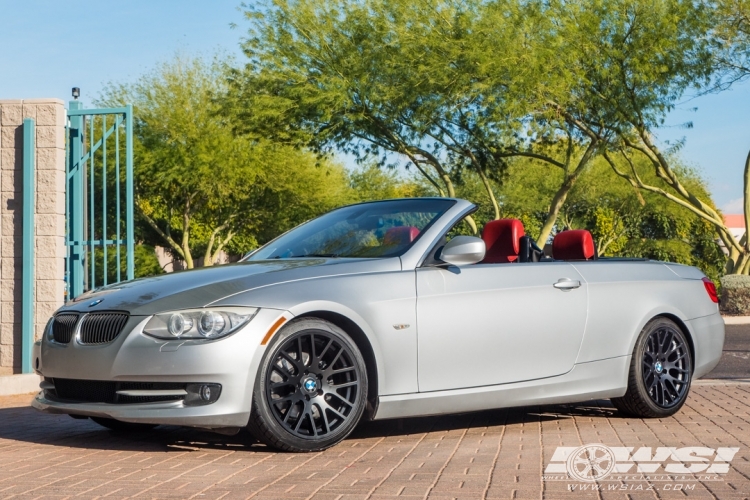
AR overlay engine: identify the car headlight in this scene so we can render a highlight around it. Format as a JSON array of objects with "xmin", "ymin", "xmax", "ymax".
[
  {"xmin": 143, "ymin": 307, "xmax": 259, "ymax": 340},
  {"xmin": 44, "ymin": 318, "xmax": 54, "ymax": 342}
]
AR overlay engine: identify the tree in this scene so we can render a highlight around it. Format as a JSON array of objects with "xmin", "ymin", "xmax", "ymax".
[
  {"xmin": 716, "ymin": 0, "xmax": 750, "ymax": 82},
  {"xmin": 228, "ymin": 0, "xmax": 605, "ymax": 240},
  {"xmin": 437, "ymin": 156, "xmax": 725, "ymax": 282},
  {"xmin": 100, "ymin": 56, "xmax": 352, "ymax": 268},
  {"xmin": 348, "ymin": 164, "xmax": 429, "ymax": 202},
  {"xmin": 539, "ymin": 0, "xmax": 749, "ymax": 272}
]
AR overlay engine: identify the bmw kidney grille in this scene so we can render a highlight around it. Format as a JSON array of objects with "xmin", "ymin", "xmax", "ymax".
[
  {"xmin": 78, "ymin": 313, "xmax": 129, "ymax": 345},
  {"xmin": 51, "ymin": 313, "xmax": 79, "ymax": 343}
]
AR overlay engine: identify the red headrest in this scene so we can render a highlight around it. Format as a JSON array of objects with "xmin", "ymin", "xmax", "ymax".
[
  {"xmin": 383, "ymin": 226, "xmax": 420, "ymax": 246},
  {"xmin": 552, "ymin": 230, "xmax": 595, "ymax": 260},
  {"xmin": 481, "ymin": 219, "xmax": 525, "ymax": 263}
]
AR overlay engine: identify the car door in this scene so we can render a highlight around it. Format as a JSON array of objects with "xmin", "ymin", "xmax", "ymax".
[{"xmin": 416, "ymin": 261, "xmax": 588, "ymax": 392}]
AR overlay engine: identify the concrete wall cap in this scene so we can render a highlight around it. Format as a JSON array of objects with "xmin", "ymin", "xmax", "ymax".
[
  {"xmin": 0, "ymin": 99, "xmax": 65, "ymax": 106},
  {"xmin": 21, "ymin": 99, "xmax": 65, "ymax": 105}
]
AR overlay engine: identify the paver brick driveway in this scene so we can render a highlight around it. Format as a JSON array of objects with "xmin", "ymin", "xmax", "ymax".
[{"xmin": 1, "ymin": 381, "xmax": 749, "ymax": 499}]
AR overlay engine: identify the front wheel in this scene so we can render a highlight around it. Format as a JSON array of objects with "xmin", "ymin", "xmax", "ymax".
[
  {"xmin": 612, "ymin": 317, "xmax": 692, "ymax": 418},
  {"xmin": 247, "ymin": 318, "xmax": 368, "ymax": 452}
]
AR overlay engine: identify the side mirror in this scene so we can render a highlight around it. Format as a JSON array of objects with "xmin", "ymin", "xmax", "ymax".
[{"xmin": 438, "ymin": 236, "xmax": 486, "ymax": 266}]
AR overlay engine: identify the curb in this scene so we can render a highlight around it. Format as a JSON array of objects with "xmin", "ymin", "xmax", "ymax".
[
  {"xmin": 722, "ymin": 316, "xmax": 750, "ymax": 325},
  {"xmin": 0, "ymin": 374, "xmax": 41, "ymax": 396},
  {"xmin": 694, "ymin": 378, "xmax": 750, "ymax": 385}
]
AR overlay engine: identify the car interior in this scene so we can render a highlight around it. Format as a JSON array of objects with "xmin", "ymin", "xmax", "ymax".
[{"xmin": 424, "ymin": 218, "xmax": 598, "ymax": 266}]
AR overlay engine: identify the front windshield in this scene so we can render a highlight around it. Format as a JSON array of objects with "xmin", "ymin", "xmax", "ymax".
[{"xmin": 247, "ymin": 199, "xmax": 456, "ymax": 260}]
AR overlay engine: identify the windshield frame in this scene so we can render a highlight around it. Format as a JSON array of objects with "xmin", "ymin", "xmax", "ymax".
[{"xmin": 243, "ymin": 198, "xmax": 457, "ymax": 261}]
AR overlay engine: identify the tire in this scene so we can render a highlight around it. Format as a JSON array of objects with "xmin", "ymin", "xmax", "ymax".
[
  {"xmin": 90, "ymin": 417, "xmax": 158, "ymax": 432},
  {"xmin": 612, "ymin": 317, "xmax": 692, "ymax": 418},
  {"xmin": 247, "ymin": 318, "xmax": 368, "ymax": 452}
]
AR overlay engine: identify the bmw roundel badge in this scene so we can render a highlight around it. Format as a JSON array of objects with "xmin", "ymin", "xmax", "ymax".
[{"xmin": 88, "ymin": 299, "xmax": 103, "ymax": 307}]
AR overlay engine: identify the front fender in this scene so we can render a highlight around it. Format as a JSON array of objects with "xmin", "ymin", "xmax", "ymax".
[{"xmin": 214, "ymin": 270, "xmax": 419, "ymax": 396}]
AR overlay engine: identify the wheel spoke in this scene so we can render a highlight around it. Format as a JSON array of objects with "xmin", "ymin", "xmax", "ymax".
[
  {"xmin": 293, "ymin": 403, "xmax": 308, "ymax": 432},
  {"xmin": 328, "ymin": 391, "xmax": 355, "ymax": 408},
  {"xmin": 283, "ymin": 402, "xmax": 297, "ymax": 423},
  {"xmin": 297, "ymin": 337, "xmax": 306, "ymax": 368},
  {"xmin": 265, "ymin": 327, "xmax": 362, "ymax": 440},
  {"xmin": 318, "ymin": 339, "xmax": 334, "ymax": 362},
  {"xmin": 309, "ymin": 411, "xmax": 318, "ymax": 437},
  {"xmin": 330, "ymin": 380, "xmax": 358, "ymax": 390},
  {"xmin": 270, "ymin": 379, "xmax": 293, "ymax": 390},
  {"xmin": 323, "ymin": 401, "xmax": 348, "ymax": 421},
  {"xmin": 279, "ymin": 351, "xmax": 302, "ymax": 372},
  {"xmin": 329, "ymin": 347, "xmax": 344, "ymax": 370},
  {"xmin": 315, "ymin": 402, "xmax": 331, "ymax": 434},
  {"xmin": 272, "ymin": 393, "xmax": 298, "ymax": 404},
  {"xmin": 660, "ymin": 331, "xmax": 673, "ymax": 355},
  {"xmin": 331, "ymin": 366, "xmax": 356, "ymax": 375}
]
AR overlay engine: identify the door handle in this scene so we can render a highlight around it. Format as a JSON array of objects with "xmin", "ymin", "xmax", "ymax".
[{"xmin": 553, "ymin": 278, "xmax": 581, "ymax": 290}]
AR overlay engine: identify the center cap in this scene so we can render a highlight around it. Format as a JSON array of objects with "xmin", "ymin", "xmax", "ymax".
[
  {"xmin": 302, "ymin": 377, "xmax": 318, "ymax": 393},
  {"xmin": 655, "ymin": 361, "xmax": 663, "ymax": 374}
]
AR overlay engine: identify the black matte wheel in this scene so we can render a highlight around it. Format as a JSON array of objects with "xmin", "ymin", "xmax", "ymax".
[
  {"xmin": 247, "ymin": 318, "xmax": 367, "ymax": 452},
  {"xmin": 612, "ymin": 317, "xmax": 692, "ymax": 418},
  {"xmin": 91, "ymin": 417, "xmax": 158, "ymax": 432}
]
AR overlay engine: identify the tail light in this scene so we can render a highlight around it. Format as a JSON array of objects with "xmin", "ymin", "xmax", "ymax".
[{"xmin": 702, "ymin": 277, "xmax": 719, "ymax": 304}]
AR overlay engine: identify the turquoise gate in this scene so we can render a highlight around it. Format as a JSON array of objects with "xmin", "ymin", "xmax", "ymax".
[{"xmin": 66, "ymin": 100, "xmax": 135, "ymax": 300}]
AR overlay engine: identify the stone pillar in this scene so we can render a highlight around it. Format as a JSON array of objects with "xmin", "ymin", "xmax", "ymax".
[{"xmin": 0, "ymin": 99, "xmax": 66, "ymax": 375}]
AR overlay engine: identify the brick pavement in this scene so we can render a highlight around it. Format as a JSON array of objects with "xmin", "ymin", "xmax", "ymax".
[{"xmin": 0, "ymin": 383, "xmax": 749, "ymax": 499}]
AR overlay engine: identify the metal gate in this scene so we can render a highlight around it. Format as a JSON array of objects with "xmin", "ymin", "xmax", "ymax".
[{"xmin": 66, "ymin": 100, "xmax": 135, "ymax": 300}]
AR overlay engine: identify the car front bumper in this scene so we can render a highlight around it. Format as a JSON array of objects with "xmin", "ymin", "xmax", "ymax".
[{"xmin": 31, "ymin": 308, "xmax": 287, "ymax": 429}]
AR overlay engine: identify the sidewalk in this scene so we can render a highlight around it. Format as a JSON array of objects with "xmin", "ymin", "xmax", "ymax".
[{"xmin": 1, "ymin": 382, "xmax": 749, "ymax": 499}]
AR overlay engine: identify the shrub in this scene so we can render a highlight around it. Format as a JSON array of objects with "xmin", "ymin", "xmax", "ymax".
[{"xmin": 720, "ymin": 275, "xmax": 750, "ymax": 315}]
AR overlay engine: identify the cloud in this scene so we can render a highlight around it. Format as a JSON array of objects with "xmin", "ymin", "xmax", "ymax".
[{"xmin": 722, "ymin": 198, "xmax": 745, "ymax": 213}]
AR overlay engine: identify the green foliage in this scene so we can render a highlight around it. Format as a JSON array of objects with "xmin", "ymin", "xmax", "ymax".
[
  {"xmin": 720, "ymin": 274, "xmax": 750, "ymax": 315},
  {"xmin": 721, "ymin": 274, "xmax": 750, "ymax": 289},
  {"xmin": 715, "ymin": 0, "xmax": 750, "ymax": 82},
  {"xmin": 228, "ymin": 0, "xmax": 583, "ymax": 214},
  {"xmin": 429, "ymin": 153, "xmax": 726, "ymax": 281},
  {"xmin": 98, "ymin": 55, "xmax": 353, "ymax": 268},
  {"xmin": 92, "ymin": 245, "xmax": 163, "ymax": 288},
  {"xmin": 348, "ymin": 164, "xmax": 430, "ymax": 202},
  {"xmin": 93, "ymin": 0, "xmax": 743, "ymax": 280}
]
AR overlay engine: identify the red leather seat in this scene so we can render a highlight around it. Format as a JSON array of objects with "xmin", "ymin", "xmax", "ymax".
[
  {"xmin": 383, "ymin": 226, "xmax": 420, "ymax": 246},
  {"xmin": 481, "ymin": 219, "xmax": 525, "ymax": 263},
  {"xmin": 552, "ymin": 230, "xmax": 595, "ymax": 260}
]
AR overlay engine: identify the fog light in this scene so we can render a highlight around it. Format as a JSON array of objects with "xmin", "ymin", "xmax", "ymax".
[
  {"xmin": 200, "ymin": 385, "xmax": 212, "ymax": 401},
  {"xmin": 184, "ymin": 383, "xmax": 221, "ymax": 406}
]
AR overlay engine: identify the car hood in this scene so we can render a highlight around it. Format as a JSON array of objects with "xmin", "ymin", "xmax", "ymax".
[{"xmin": 59, "ymin": 258, "xmax": 401, "ymax": 316}]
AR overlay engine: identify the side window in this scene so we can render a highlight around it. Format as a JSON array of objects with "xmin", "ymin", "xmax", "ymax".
[{"xmin": 445, "ymin": 216, "xmax": 477, "ymax": 241}]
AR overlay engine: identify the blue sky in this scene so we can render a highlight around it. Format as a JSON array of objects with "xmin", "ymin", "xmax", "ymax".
[{"xmin": 1, "ymin": 0, "xmax": 749, "ymax": 212}]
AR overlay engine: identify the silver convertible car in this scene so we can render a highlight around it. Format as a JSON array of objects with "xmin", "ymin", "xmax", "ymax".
[{"xmin": 33, "ymin": 198, "xmax": 724, "ymax": 451}]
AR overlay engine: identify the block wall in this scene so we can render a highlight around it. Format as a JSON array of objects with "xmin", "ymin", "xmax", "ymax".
[{"xmin": 0, "ymin": 99, "xmax": 66, "ymax": 375}]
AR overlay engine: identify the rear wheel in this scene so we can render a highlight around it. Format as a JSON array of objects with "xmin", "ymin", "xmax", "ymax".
[
  {"xmin": 247, "ymin": 318, "xmax": 367, "ymax": 452},
  {"xmin": 612, "ymin": 318, "xmax": 692, "ymax": 418},
  {"xmin": 91, "ymin": 417, "xmax": 157, "ymax": 432}
]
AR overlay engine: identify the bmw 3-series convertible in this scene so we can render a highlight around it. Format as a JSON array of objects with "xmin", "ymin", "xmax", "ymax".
[{"xmin": 33, "ymin": 198, "xmax": 724, "ymax": 451}]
